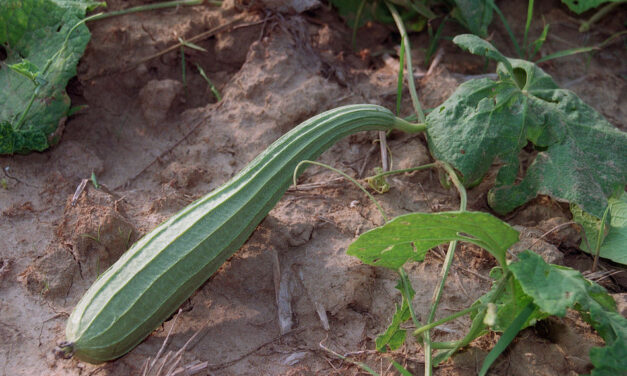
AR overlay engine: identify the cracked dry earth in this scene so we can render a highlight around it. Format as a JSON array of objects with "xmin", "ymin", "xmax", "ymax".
[{"xmin": 1, "ymin": 1, "xmax": 625, "ymax": 375}]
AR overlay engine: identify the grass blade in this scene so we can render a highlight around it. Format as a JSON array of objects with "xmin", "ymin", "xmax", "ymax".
[
  {"xmin": 487, "ymin": 0, "xmax": 522, "ymax": 58},
  {"xmin": 392, "ymin": 360, "xmax": 413, "ymax": 376},
  {"xmin": 535, "ymin": 46, "xmax": 598, "ymax": 63},
  {"xmin": 530, "ymin": 23, "xmax": 549, "ymax": 60},
  {"xmin": 351, "ymin": 0, "xmax": 367, "ymax": 51},
  {"xmin": 479, "ymin": 303, "xmax": 536, "ymax": 376},
  {"xmin": 387, "ymin": 2, "xmax": 426, "ymax": 123},
  {"xmin": 196, "ymin": 64, "xmax": 222, "ymax": 101},
  {"xmin": 522, "ymin": 0, "xmax": 535, "ymax": 57},
  {"xmin": 396, "ymin": 41, "xmax": 406, "ymax": 116},
  {"xmin": 425, "ymin": 15, "xmax": 448, "ymax": 65}
]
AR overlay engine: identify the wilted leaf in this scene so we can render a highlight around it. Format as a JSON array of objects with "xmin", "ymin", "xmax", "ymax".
[
  {"xmin": 449, "ymin": 0, "xmax": 493, "ymax": 37},
  {"xmin": 0, "ymin": 0, "xmax": 94, "ymax": 154},
  {"xmin": 427, "ymin": 35, "xmax": 627, "ymax": 218}
]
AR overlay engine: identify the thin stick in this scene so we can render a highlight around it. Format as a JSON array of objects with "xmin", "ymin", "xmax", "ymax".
[
  {"xmin": 378, "ymin": 131, "xmax": 389, "ymax": 171},
  {"xmin": 165, "ymin": 329, "xmax": 203, "ymax": 375},
  {"xmin": 145, "ymin": 309, "xmax": 183, "ymax": 375},
  {"xmin": 528, "ymin": 221, "xmax": 577, "ymax": 248},
  {"xmin": 130, "ymin": 15, "xmax": 250, "ymax": 68},
  {"xmin": 429, "ymin": 251, "xmax": 491, "ymax": 282},
  {"xmin": 319, "ymin": 336, "xmax": 379, "ymax": 375},
  {"xmin": 425, "ymin": 48, "xmax": 443, "ymax": 77}
]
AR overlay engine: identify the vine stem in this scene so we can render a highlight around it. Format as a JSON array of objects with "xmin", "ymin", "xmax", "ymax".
[
  {"xmin": 293, "ymin": 160, "xmax": 388, "ymax": 223},
  {"xmin": 367, "ymin": 163, "xmax": 437, "ymax": 180},
  {"xmin": 579, "ymin": 0, "xmax": 626, "ymax": 32},
  {"xmin": 413, "ymin": 305, "xmax": 480, "ymax": 337},
  {"xmin": 424, "ymin": 161, "xmax": 467, "ymax": 375},
  {"xmin": 399, "ymin": 267, "xmax": 421, "ymax": 329}
]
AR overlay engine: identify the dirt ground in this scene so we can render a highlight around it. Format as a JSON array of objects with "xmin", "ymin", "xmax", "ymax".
[{"xmin": 1, "ymin": 0, "xmax": 625, "ymax": 375}]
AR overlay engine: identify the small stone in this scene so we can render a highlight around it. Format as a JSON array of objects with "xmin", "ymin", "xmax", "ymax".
[
  {"xmin": 511, "ymin": 226, "xmax": 564, "ymax": 265},
  {"xmin": 612, "ymin": 293, "xmax": 627, "ymax": 317},
  {"xmin": 138, "ymin": 79, "xmax": 183, "ymax": 126}
]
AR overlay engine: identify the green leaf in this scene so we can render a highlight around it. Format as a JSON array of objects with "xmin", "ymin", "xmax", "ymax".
[
  {"xmin": 561, "ymin": 0, "xmax": 622, "ymax": 14},
  {"xmin": 427, "ymin": 36, "xmax": 627, "ymax": 218},
  {"xmin": 347, "ymin": 211, "xmax": 519, "ymax": 268},
  {"xmin": 530, "ymin": 23, "xmax": 550, "ymax": 59},
  {"xmin": 329, "ymin": 0, "xmax": 434, "ymax": 30},
  {"xmin": 509, "ymin": 250, "xmax": 627, "ymax": 375},
  {"xmin": 0, "ymin": 121, "xmax": 49, "ymax": 153},
  {"xmin": 375, "ymin": 278, "xmax": 415, "ymax": 352},
  {"xmin": 0, "ymin": 0, "xmax": 92, "ymax": 154},
  {"xmin": 473, "ymin": 268, "xmax": 547, "ymax": 332},
  {"xmin": 8, "ymin": 59, "xmax": 43, "ymax": 84},
  {"xmin": 571, "ymin": 193, "xmax": 627, "ymax": 265},
  {"xmin": 510, "ymin": 251, "xmax": 613, "ymax": 315},
  {"xmin": 449, "ymin": 1, "xmax": 493, "ymax": 37},
  {"xmin": 452, "ymin": 34, "xmax": 512, "ymax": 74},
  {"xmin": 391, "ymin": 360, "xmax": 413, "ymax": 376}
]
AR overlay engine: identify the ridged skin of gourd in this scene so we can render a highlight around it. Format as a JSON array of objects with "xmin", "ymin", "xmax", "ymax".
[{"xmin": 65, "ymin": 104, "xmax": 421, "ymax": 363}]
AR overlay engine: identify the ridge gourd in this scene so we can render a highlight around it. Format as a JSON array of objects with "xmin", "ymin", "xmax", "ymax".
[{"xmin": 64, "ymin": 104, "xmax": 425, "ymax": 363}]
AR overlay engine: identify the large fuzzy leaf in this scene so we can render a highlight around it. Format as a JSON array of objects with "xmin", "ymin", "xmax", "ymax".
[
  {"xmin": 450, "ymin": 0, "xmax": 493, "ymax": 37},
  {"xmin": 510, "ymin": 251, "xmax": 627, "ymax": 375},
  {"xmin": 0, "ymin": 0, "xmax": 94, "ymax": 154},
  {"xmin": 426, "ymin": 34, "xmax": 627, "ymax": 218}
]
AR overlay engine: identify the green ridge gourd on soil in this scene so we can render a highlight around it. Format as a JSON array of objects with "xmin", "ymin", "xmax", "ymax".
[{"xmin": 64, "ymin": 104, "xmax": 424, "ymax": 363}]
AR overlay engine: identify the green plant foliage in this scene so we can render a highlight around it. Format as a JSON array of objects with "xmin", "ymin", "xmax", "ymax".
[
  {"xmin": 348, "ymin": 207, "xmax": 625, "ymax": 373},
  {"xmin": 449, "ymin": 0, "xmax": 493, "ymax": 37},
  {"xmin": 509, "ymin": 250, "xmax": 627, "ymax": 375},
  {"xmin": 561, "ymin": 0, "xmax": 622, "ymax": 14},
  {"xmin": 426, "ymin": 34, "xmax": 627, "ymax": 218},
  {"xmin": 0, "ymin": 0, "xmax": 94, "ymax": 154},
  {"xmin": 347, "ymin": 211, "xmax": 519, "ymax": 268},
  {"xmin": 8, "ymin": 59, "xmax": 44, "ymax": 83},
  {"xmin": 571, "ymin": 193, "xmax": 627, "ymax": 265},
  {"xmin": 375, "ymin": 278, "xmax": 415, "ymax": 352},
  {"xmin": 473, "ymin": 267, "xmax": 547, "ymax": 332},
  {"xmin": 329, "ymin": 0, "xmax": 494, "ymax": 36},
  {"xmin": 447, "ymin": 34, "xmax": 512, "ymax": 72}
]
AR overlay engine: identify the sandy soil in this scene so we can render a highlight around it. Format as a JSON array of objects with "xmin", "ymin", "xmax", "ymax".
[{"xmin": 1, "ymin": 0, "xmax": 625, "ymax": 375}]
